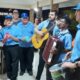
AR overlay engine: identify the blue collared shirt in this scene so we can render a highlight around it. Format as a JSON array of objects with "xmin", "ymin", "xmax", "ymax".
[
  {"xmin": 58, "ymin": 29, "xmax": 72, "ymax": 50},
  {"xmin": 53, "ymin": 25, "xmax": 60, "ymax": 37},
  {"xmin": 17, "ymin": 21, "xmax": 34, "ymax": 47},
  {"xmin": 69, "ymin": 24, "xmax": 80, "ymax": 62},
  {"xmin": 57, "ymin": 29, "xmax": 72, "ymax": 62},
  {"xmin": 37, "ymin": 19, "xmax": 59, "ymax": 36},
  {"xmin": 0, "ymin": 25, "xmax": 22, "ymax": 46},
  {"xmin": 37, "ymin": 19, "xmax": 49, "ymax": 30}
]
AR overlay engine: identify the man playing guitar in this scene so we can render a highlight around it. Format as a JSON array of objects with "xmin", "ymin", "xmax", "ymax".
[{"xmin": 35, "ymin": 10, "xmax": 59, "ymax": 80}]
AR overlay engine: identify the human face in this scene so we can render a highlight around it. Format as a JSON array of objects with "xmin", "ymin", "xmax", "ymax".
[
  {"xmin": 4, "ymin": 19, "xmax": 12, "ymax": 26},
  {"xmin": 58, "ymin": 19, "xmax": 67, "ymax": 29},
  {"xmin": 22, "ymin": 18, "xmax": 28, "ymax": 24},
  {"xmin": 13, "ymin": 12, "xmax": 19, "ymax": 20},
  {"xmin": 35, "ymin": 18, "xmax": 40, "ymax": 25},
  {"xmin": 75, "ymin": 10, "xmax": 80, "ymax": 23},
  {"xmin": 49, "ymin": 12, "xmax": 56, "ymax": 20}
]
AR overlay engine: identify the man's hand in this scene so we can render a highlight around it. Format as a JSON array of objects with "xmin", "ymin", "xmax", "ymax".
[
  {"xmin": 50, "ymin": 48, "xmax": 57, "ymax": 55},
  {"xmin": 61, "ymin": 62, "xmax": 76, "ymax": 69},
  {"xmin": 35, "ymin": 28, "xmax": 44, "ymax": 36},
  {"xmin": 37, "ymin": 31, "xmax": 44, "ymax": 36},
  {"xmin": 21, "ymin": 37, "xmax": 31, "ymax": 42},
  {"xmin": 64, "ymin": 51, "xmax": 72, "ymax": 60},
  {"xmin": 2, "ymin": 33, "xmax": 10, "ymax": 43}
]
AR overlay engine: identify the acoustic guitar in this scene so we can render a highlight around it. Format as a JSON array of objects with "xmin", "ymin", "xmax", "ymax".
[{"xmin": 32, "ymin": 28, "xmax": 49, "ymax": 49}]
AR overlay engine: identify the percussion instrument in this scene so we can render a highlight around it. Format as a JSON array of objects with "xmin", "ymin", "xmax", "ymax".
[
  {"xmin": 49, "ymin": 63, "xmax": 65, "ymax": 80},
  {"xmin": 42, "ymin": 36, "xmax": 64, "ymax": 64}
]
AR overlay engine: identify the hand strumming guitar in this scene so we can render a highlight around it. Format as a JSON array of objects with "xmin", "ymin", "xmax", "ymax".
[{"xmin": 35, "ymin": 28, "xmax": 44, "ymax": 36}]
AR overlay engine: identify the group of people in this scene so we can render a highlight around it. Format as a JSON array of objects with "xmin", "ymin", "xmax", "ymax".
[
  {"xmin": 35, "ymin": 3, "xmax": 80, "ymax": 80},
  {"xmin": 0, "ymin": 3, "xmax": 80, "ymax": 80},
  {"xmin": 0, "ymin": 10, "xmax": 37, "ymax": 80}
]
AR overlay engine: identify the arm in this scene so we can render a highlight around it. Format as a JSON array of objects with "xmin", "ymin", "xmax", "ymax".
[
  {"xmin": 64, "ymin": 34, "xmax": 72, "ymax": 53},
  {"xmin": 35, "ymin": 21, "xmax": 45, "ymax": 36},
  {"xmin": 8, "ymin": 35, "xmax": 19, "ymax": 42},
  {"xmin": 35, "ymin": 28, "xmax": 43, "ymax": 36},
  {"xmin": 61, "ymin": 61, "xmax": 80, "ymax": 69},
  {"xmin": 61, "ymin": 62, "xmax": 77, "ymax": 69},
  {"xmin": 8, "ymin": 27, "xmax": 22, "ymax": 42}
]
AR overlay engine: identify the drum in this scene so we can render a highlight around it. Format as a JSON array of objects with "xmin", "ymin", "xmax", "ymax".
[
  {"xmin": 49, "ymin": 63, "xmax": 65, "ymax": 80},
  {"xmin": 42, "ymin": 36, "xmax": 64, "ymax": 64}
]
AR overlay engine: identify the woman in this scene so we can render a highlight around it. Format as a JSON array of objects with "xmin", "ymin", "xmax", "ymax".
[{"xmin": 0, "ymin": 15, "xmax": 21, "ymax": 80}]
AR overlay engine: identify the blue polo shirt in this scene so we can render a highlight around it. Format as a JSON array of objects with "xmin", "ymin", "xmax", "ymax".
[
  {"xmin": 57, "ymin": 29, "xmax": 72, "ymax": 62},
  {"xmin": 17, "ymin": 21, "xmax": 34, "ymax": 47},
  {"xmin": 69, "ymin": 24, "xmax": 80, "ymax": 62},
  {"xmin": 37, "ymin": 19, "xmax": 59, "ymax": 36},
  {"xmin": 0, "ymin": 25, "xmax": 21, "ymax": 46}
]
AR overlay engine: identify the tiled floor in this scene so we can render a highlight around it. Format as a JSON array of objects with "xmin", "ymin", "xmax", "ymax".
[{"xmin": 0, "ymin": 51, "xmax": 46, "ymax": 80}]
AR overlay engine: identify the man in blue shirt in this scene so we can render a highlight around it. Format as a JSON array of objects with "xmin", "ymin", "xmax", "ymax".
[
  {"xmin": 56, "ymin": 17, "xmax": 72, "ymax": 63},
  {"xmin": 35, "ymin": 10, "xmax": 59, "ymax": 80},
  {"xmin": 18, "ymin": 13, "xmax": 35, "ymax": 76},
  {"xmin": 61, "ymin": 3, "xmax": 80, "ymax": 80},
  {"xmin": 48, "ymin": 16, "xmax": 72, "ymax": 80},
  {"xmin": 0, "ymin": 15, "xmax": 21, "ymax": 80},
  {"xmin": 12, "ymin": 9, "xmax": 21, "ymax": 25}
]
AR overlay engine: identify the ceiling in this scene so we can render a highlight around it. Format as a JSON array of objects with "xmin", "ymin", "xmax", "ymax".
[
  {"xmin": 1, "ymin": 0, "xmax": 36, "ymax": 5},
  {"xmin": 0, "ymin": 0, "xmax": 80, "ymax": 10},
  {"xmin": 0, "ymin": 0, "xmax": 51, "ymax": 10},
  {"xmin": 0, "ymin": 0, "xmax": 45, "ymax": 9}
]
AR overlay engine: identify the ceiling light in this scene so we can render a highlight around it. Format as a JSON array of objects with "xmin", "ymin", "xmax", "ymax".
[{"xmin": 34, "ymin": 7, "xmax": 39, "ymax": 12}]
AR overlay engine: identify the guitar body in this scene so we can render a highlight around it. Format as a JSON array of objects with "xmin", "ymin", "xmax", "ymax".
[{"xmin": 32, "ymin": 28, "xmax": 49, "ymax": 49}]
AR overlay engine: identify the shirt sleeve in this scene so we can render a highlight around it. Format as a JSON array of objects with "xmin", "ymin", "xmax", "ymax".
[
  {"xmin": 53, "ymin": 26, "xmax": 60, "ymax": 37},
  {"xmin": 64, "ymin": 34, "xmax": 72, "ymax": 50},
  {"xmin": 75, "ymin": 31, "xmax": 80, "ymax": 51},
  {"xmin": 37, "ymin": 21, "xmax": 45, "ymax": 30}
]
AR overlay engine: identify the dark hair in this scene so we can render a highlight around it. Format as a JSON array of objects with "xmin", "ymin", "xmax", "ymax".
[
  {"xmin": 35, "ymin": 16, "xmax": 41, "ymax": 20},
  {"xmin": 50, "ymin": 10, "xmax": 58, "ymax": 16},
  {"xmin": 60, "ymin": 15, "xmax": 71, "ymax": 25},
  {"xmin": 64, "ymin": 17, "xmax": 71, "ymax": 25}
]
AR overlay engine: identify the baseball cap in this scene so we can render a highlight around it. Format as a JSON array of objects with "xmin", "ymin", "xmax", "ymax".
[
  {"xmin": 73, "ymin": 3, "xmax": 80, "ymax": 10},
  {"xmin": 21, "ymin": 13, "xmax": 28, "ymax": 19},
  {"xmin": 5, "ymin": 15, "xmax": 12, "ymax": 19}
]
